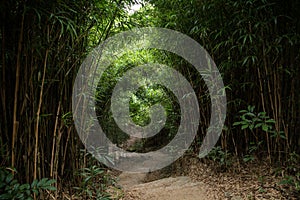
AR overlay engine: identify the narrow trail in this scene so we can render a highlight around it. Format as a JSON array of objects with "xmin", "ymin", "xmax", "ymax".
[
  {"xmin": 111, "ymin": 155, "xmax": 287, "ymax": 200},
  {"xmin": 113, "ymin": 150, "xmax": 212, "ymax": 199},
  {"xmin": 118, "ymin": 172, "xmax": 210, "ymax": 200}
]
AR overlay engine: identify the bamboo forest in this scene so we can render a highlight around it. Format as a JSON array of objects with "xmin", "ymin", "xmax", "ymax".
[{"xmin": 0, "ymin": 0, "xmax": 299, "ymax": 199}]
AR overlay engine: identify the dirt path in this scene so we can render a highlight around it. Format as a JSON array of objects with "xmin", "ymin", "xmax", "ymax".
[
  {"xmin": 112, "ymin": 155, "xmax": 288, "ymax": 200},
  {"xmin": 118, "ymin": 173, "xmax": 210, "ymax": 200}
]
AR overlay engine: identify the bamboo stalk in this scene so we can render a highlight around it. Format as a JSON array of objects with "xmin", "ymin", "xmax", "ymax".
[
  {"xmin": 50, "ymin": 101, "xmax": 61, "ymax": 178},
  {"xmin": 54, "ymin": 124, "xmax": 63, "ymax": 199},
  {"xmin": 1, "ymin": 25, "xmax": 9, "ymax": 143},
  {"xmin": 34, "ymin": 49, "xmax": 49, "ymax": 181},
  {"xmin": 261, "ymin": 30, "xmax": 271, "ymax": 164},
  {"xmin": 12, "ymin": 12, "xmax": 24, "ymax": 169},
  {"xmin": 257, "ymin": 68, "xmax": 265, "ymax": 112},
  {"xmin": 61, "ymin": 127, "xmax": 71, "ymax": 176},
  {"xmin": 274, "ymin": 68, "xmax": 281, "ymax": 161}
]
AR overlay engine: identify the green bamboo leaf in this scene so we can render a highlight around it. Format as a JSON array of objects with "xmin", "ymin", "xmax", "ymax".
[
  {"xmin": 262, "ymin": 124, "xmax": 269, "ymax": 132},
  {"xmin": 20, "ymin": 183, "xmax": 30, "ymax": 190},
  {"xmin": 255, "ymin": 123, "xmax": 263, "ymax": 128},
  {"xmin": 249, "ymin": 124, "xmax": 254, "ymax": 130},
  {"xmin": 0, "ymin": 193, "xmax": 13, "ymax": 199},
  {"xmin": 233, "ymin": 122, "xmax": 242, "ymax": 126},
  {"xmin": 5, "ymin": 173, "xmax": 13, "ymax": 183},
  {"xmin": 31, "ymin": 179, "xmax": 38, "ymax": 188},
  {"xmin": 241, "ymin": 124, "xmax": 249, "ymax": 130},
  {"xmin": 266, "ymin": 119, "xmax": 275, "ymax": 123},
  {"xmin": 45, "ymin": 186, "xmax": 57, "ymax": 191}
]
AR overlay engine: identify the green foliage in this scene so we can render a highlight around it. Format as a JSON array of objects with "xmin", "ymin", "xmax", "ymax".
[
  {"xmin": 0, "ymin": 168, "xmax": 56, "ymax": 200},
  {"xmin": 149, "ymin": 0, "xmax": 300, "ymax": 162},
  {"xmin": 242, "ymin": 141, "xmax": 263, "ymax": 162},
  {"xmin": 61, "ymin": 112, "xmax": 73, "ymax": 127},
  {"xmin": 1, "ymin": 0, "xmax": 299, "ymax": 197},
  {"xmin": 242, "ymin": 154, "xmax": 255, "ymax": 163},
  {"xmin": 233, "ymin": 106, "xmax": 279, "ymax": 161},
  {"xmin": 87, "ymin": 0, "xmax": 139, "ymax": 47},
  {"xmin": 74, "ymin": 165, "xmax": 115, "ymax": 200},
  {"xmin": 279, "ymin": 175, "xmax": 300, "ymax": 192},
  {"xmin": 207, "ymin": 146, "xmax": 232, "ymax": 168},
  {"xmin": 286, "ymin": 152, "xmax": 300, "ymax": 177},
  {"xmin": 0, "ymin": 0, "xmax": 139, "ymax": 189},
  {"xmin": 95, "ymin": 49, "xmax": 180, "ymax": 149},
  {"xmin": 233, "ymin": 106, "xmax": 276, "ymax": 133},
  {"xmin": 274, "ymin": 152, "xmax": 300, "ymax": 197},
  {"xmin": 129, "ymin": 84, "xmax": 178, "ymax": 128},
  {"xmin": 129, "ymin": 3, "xmax": 160, "ymax": 27}
]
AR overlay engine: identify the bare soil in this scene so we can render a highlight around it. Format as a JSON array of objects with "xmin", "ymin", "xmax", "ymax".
[
  {"xmin": 111, "ymin": 154, "xmax": 297, "ymax": 200},
  {"xmin": 121, "ymin": 175, "xmax": 209, "ymax": 200}
]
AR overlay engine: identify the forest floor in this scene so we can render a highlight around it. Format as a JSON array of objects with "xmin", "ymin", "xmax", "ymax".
[{"xmin": 107, "ymin": 154, "xmax": 298, "ymax": 200}]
